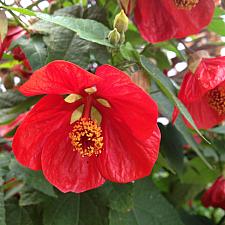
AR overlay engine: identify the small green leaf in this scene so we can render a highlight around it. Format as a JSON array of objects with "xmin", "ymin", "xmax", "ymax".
[
  {"xmin": 14, "ymin": 36, "xmax": 47, "ymax": 71},
  {"xmin": 0, "ymin": 178, "xmax": 6, "ymax": 225},
  {"xmin": 210, "ymin": 125, "xmax": 225, "ymax": 134},
  {"xmin": 9, "ymin": 160, "xmax": 56, "ymax": 198}
]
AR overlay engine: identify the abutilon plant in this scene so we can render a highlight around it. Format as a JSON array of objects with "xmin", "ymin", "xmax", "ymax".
[{"xmin": 12, "ymin": 60, "xmax": 161, "ymax": 193}]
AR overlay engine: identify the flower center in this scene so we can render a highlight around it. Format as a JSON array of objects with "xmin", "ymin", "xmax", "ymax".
[
  {"xmin": 208, "ymin": 86, "xmax": 225, "ymax": 115},
  {"xmin": 69, "ymin": 118, "xmax": 104, "ymax": 157},
  {"xmin": 173, "ymin": 0, "xmax": 199, "ymax": 10}
]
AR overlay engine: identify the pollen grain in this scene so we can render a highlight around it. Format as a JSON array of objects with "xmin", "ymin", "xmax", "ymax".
[
  {"xmin": 173, "ymin": 0, "xmax": 199, "ymax": 10},
  {"xmin": 208, "ymin": 86, "xmax": 225, "ymax": 116},
  {"xmin": 69, "ymin": 118, "xmax": 103, "ymax": 157}
]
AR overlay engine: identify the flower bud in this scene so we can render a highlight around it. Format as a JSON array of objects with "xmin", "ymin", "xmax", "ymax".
[
  {"xmin": 113, "ymin": 10, "xmax": 129, "ymax": 33},
  {"xmin": 188, "ymin": 50, "xmax": 210, "ymax": 73},
  {"xmin": 108, "ymin": 28, "xmax": 121, "ymax": 46},
  {"xmin": 0, "ymin": 10, "xmax": 8, "ymax": 42}
]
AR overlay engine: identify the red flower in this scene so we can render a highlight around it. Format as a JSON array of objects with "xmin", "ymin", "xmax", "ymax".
[
  {"xmin": 12, "ymin": 60, "xmax": 160, "ymax": 193},
  {"xmin": 201, "ymin": 176, "xmax": 225, "ymax": 210},
  {"xmin": 134, "ymin": 0, "xmax": 215, "ymax": 43},
  {"xmin": 173, "ymin": 56, "xmax": 225, "ymax": 129}
]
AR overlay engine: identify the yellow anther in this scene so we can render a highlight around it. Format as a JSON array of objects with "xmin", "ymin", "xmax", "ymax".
[
  {"xmin": 97, "ymin": 98, "xmax": 111, "ymax": 108},
  {"xmin": 208, "ymin": 86, "xmax": 225, "ymax": 115},
  {"xmin": 84, "ymin": 86, "xmax": 97, "ymax": 94},
  {"xmin": 173, "ymin": 0, "xmax": 199, "ymax": 10},
  {"xmin": 69, "ymin": 118, "xmax": 104, "ymax": 157},
  {"xmin": 64, "ymin": 94, "xmax": 82, "ymax": 103}
]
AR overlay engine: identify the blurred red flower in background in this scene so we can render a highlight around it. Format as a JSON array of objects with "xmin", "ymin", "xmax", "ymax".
[
  {"xmin": 201, "ymin": 176, "xmax": 225, "ymax": 210},
  {"xmin": 173, "ymin": 56, "xmax": 225, "ymax": 129},
  {"xmin": 133, "ymin": 0, "xmax": 215, "ymax": 43},
  {"xmin": 0, "ymin": 26, "xmax": 26, "ymax": 59},
  {"xmin": 12, "ymin": 60, "xmax": 160, "ymax": 193}
]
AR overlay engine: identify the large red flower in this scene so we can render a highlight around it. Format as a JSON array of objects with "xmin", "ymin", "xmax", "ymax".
[
  {"xmin": 173, "ymin": 56, "xmax": 225, "ymax": 129},
  {"xmin": 134, "ymin": 0, "xmax": 215, "ymax": 43},
  {"xmin": 12, "ymin": 60, "xmax": 160, "ymax": 193},
  {"xmin": 201, "ymin": 176, "xmax": 225, "ymax": 210}
]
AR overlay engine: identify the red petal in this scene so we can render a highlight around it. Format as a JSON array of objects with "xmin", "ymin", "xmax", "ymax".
[
  {"xmin": 95, "ymin": 64, "xmax": 158, "ymax": 140},
  {"xmin": 20, "ymin": 60, "xmax": 102, "ymax": 96},
  {"xmin": 183, "ymin": 95, "xmax": 225, "ymax": 129},
  {"xmin": 134, "ymin": 0, "xmax": 214, "ymax": 43},
  {"xmin": 12, "ymin": 95, "xmax": 75, "ymax": 170},
  {"xmin": 41, "ymin": 125, "xmax": 105, "ymax": 193},
  {"xmin": 196, "ymin": 57, "xmax": 225, "ymax": 91},
  {"xmin": 97, "ymin": 119, "xmax": 160, "ymax": 183}
]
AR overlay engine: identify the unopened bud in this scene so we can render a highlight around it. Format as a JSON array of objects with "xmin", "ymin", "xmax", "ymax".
[
  {"xmin": 188, "ymin": 50, "xmax": 210, "ymax": 73},
  {"xmin": 108, "ymin": 28, "xmax": 121, "ymax": 45},
  {"xmin": 113, "ymin": 10, "xmax": 129, "ymax": 33}
]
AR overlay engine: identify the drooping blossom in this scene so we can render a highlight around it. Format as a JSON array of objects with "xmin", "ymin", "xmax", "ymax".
[
  {"xmin": 12, "ymin": 60, "xmax": 161, "ymax": 193},
  {"xmin": 133, "ymin": 0, "xmax": 215, "ymax": 43},
  {"xmin": 201, "ymin": 176, "xmax": 225, "ymax": 210},
  {"xmin": 173, "ymin": 56, "xmax": 225, "ymax": 129}
]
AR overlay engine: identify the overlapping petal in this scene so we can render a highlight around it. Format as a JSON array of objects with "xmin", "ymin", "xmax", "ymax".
[
  {"xmin": 12, "ymin": 95, "xmax": 76, "ymax": 170},
  {"xmin": 41, "ymin": 125, "xmax": 105, "ymax": 193},
  {"xmin": 95, "ymin": 65, "xmax": 158, "ymax": 140},
  {"xmin": 19, "ymin": 60, "xmax": 102, "ymax": 96},
  {"xmin": 97, "ymin": 117, "xmax": 160, "ymax": 183},
  {"xmin": 134, "ymin": 0, "xmax": 214, "ymax": 43}
]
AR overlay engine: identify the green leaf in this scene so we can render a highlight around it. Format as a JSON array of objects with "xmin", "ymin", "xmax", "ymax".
[
  {"xmin": 1, "ymin": 6, "xmax": 111, "ymax": 47},
  {"xmin": 0, "ymin": 91, "xmax": 26, "ymax": 109},
  {"xmin": 14, "ymin": 36, "xmax": 47, "ymax": 71},
  {"xmin": 43, "ymin": 190, "xmax": 109, "ymax": 225},
  {"xmin": 208, "ymin": 8, "xmax": 225, "ymax": 36},
  {"xmin": 43, "ymin": 193, "xmax": 80, "ymax": 225},
  {"xmin": 159, "ymin": 124, "xmax": 185, "ymax": 175},
  {"xmin": 109, "ymin": 178, "xmax": 185, "ymax": 225},
  {"xmin": 108, "ymin": 183, "xmax": 133, "ymax": 213},
  {"xmin": 0, "ymin": 178, "xmax": 6, "ymax": 225},
  {"xmin": 36, "ymin": 13, "xmax": 111, "ymax": 47},
  {"xmin": 140, "ymin": 56, "xmax": 208, "ymax": 143},
  {"xmin": 5, "ymin": 199, "xmax": 34, "ymax": 225},
  {"xmin": 180, "ymin": 158, "xmax": 219, "ymax": 186},
  {"xmin": 9, "ymin": 160, "xmax": 56, "ymax": 198},
  {"xmin": 210, "ymin": 125, "xmax": 225, "ymax": 134},
  {"xmin": 0, "ymin": 5, "xmax": 36, "ymax": 16},
  {"xmin": 31, "ymin": 6, "xmax": 109, "ymax": 68},
  {"xmin": 19, "ymin": 188, "xmax": 52, "ymax": 206}
]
